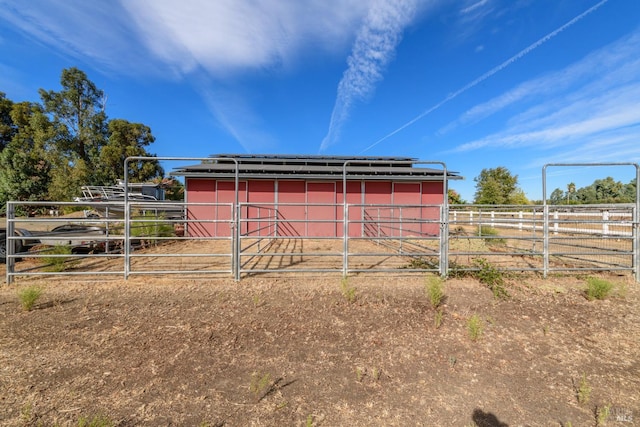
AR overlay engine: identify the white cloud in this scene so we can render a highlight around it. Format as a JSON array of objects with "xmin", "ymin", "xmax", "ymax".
[
  {"xmin": 0, "ymin": 0, "xmax": 372, "ymax": 77},
  {"xmin": 121, "ymin": 0, "xmax": 370, "ymax": 77},
  {"xmin": 441, "ymin": 29, "xmax": 640, "ymax": 134},
  {"xmin": 451, "ymin": 76, "xmax": 640, "ymax": 163},
  {"xmin": 319, "ymin": 0, "xmax": 420, "ymax": 151},
  {"xmin": 360, "ymin": 0, "xmax": 612, "ymax": 153},
  {"xmin": 460, "ymin": 0, "xmax": 490, "ymax": 16},
  {"xmin": 0, "ymin": 0, "xmax": 143, "ymax": 74}
]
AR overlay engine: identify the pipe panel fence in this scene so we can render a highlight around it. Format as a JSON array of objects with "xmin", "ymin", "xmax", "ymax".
[{"xmin": 4, "ymin": 201, "xmax": 639, "ymax": 284}]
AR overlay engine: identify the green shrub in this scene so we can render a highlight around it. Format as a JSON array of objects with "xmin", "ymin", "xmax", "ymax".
[
  {"xmin": 425, "ymin": 276, "xmax": 445, "ymax": 308},
  {"xmin": 17, "ymin": 286, "xmax": 43, "ymax": 311},
  {"xmin": 479, "ymin": 226, "xmax": 505, "ymax": 244},
  {"xmin": 42, "ymin": 244, "xmax": 74, "ymax": 272},
  {"xmin": 584, "ymin": 277, "xmax": 614, "ymax": 301},
  {"xmin": 130, "ymin": 211, "xmax": 175, "ymax": 246},
  {"xmin": 473, "ymin": 258, "xmax": 509, "ymax": 299}
]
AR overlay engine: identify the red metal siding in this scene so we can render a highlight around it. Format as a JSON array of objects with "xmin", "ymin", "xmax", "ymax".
[
  {"xmin": 393, "ymin": 183, "xmax": 422, "ymax": 236},
  {"xmin": 215, "ymin": 181, "xmax": 245, "ymax": 236},
  {"xmin": 307, "ymin": 182, "xmax": 336, "ymax": 237},
  {"xmin": 422, "ymin": 181, "xmax": 443, "ymax": 236},
  {"xmin": 277, "ymin": 181, "xmax": 305, "ymax": 236},
  {"xmin": 186, "ymin": 179, "xmax": 215, "ymax": 237},
  {"xmin": 337, "ymin": 181, "xmax": 362, "ymax": 237},
  {"xmin": 364, "ymin": 182, "xmax": 392, "ymax": 237},
  {"xmin": 185, "ymin": 176, "xmax": 446, "ymax": 238},
  {"xmin": 247, "ymin": 180, "xmax": 275, "ymax": 236}
]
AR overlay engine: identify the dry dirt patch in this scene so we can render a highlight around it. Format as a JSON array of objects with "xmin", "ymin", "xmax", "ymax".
[{"xmin": 0, "ymin": 273, "xmax": 639, "ymax": 426}]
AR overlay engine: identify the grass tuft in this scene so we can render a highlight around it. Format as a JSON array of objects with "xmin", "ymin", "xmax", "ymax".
[
  {"xmin": 584, "ymin": 277, "xmax": 614, "ymax": 301},
  {"xmin": 467, "ymin": 314, "xmax": 483, "ymax": 341},
  {"xmin": 17, "ymin": 286, "xmax": 43, "ymax": 311},
  {"xmin": 425, "ymin": 276, "xmax": 445, "ymax": 309},
  {"xmin": 340, "ymin": 277, "xmax": 357, "ymax": 304},
  {"xmin": 576, "ymin": 373, "xmax": 591, "ymax": 405},
  {"xmin": 77, "ymin": 414, "xmax": 115, "ymax": 427}
]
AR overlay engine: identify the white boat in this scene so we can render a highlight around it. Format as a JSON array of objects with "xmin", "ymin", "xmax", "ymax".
[{"xmin": 75, "ymin": 180, "xmax": 184, "ymax": 219}]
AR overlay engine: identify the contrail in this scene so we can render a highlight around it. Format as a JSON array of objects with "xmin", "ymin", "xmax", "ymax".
[
  {"xmin": 360, "ymin": 0, "xmax": 610, "ymax": 154},
  {"xmin": 319, "ymin": 0, "xmax": 417, "ymax": 152}
]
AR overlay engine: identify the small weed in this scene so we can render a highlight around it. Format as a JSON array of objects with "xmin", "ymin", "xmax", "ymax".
[
  {"xmin": 306, "ymin": 414, "xmax": 314, "ymax": 427},
  {"xmin": 585, "ymin": 277, "xmax": 614, "ymax": 301},
  {"xmin": 355, "ymin": 366, "xmax": 381, "ymax": 382},
  {"xmin": 473, "ymin": 258, "xmax": 509, "ymax": 299},
  {"xmin": 371, "ymin": 367, "xmax": 381, "ymax": 381},
  {"xmin": 467, "ymin": 314, "xmax": 483, "ymax": 341},
  {"xmin": 425, "ymin": 276, "xmax": 445, "ymax": 308},
  {"xmin": 447, "ymin": 260, "xmax": 469, "ymax": 279},
  {"xmin": 434, "ymin": 308, "xmax": 444, "ymax": 329},
  {"xmin": 20, "ymin": 403, "xmax": 36, "ymax": 424},
  {"xmin": 448, "ymin": 356, "xmax": 457, "ymax": 368},
  {"xmin": 252, "ymin": 294, "xmax": 264, "ymax": 308},
  {"xmin": 405, "ymin": 257, "xmax": 437, "ymax": 270},
  {"xmin": 17, "ymin": 286, "xmax": 43, "ymax": 311},
  {"xmin": 542, "ymin": 325, "xmax": 549, "ymax": 336},
  {"xmin": 340, "ymin": 277, "xmax": 357, "ymax": 304},
  {"xmin": 576, "ymin": 373, "xmax": 592, "ymax": 405},
  {"xmin": 596, "ymin": 404, "xmax": 611, "ymax": 426},
  {"xmin": 77, "ymin": 414, "xmax": 115, "ymax": 427},
  {"xmin": 250, "ymin": 372, "xmax": 272, "ymax": 398}
]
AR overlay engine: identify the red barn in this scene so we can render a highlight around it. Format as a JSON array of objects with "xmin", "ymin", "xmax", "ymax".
[{"xmin": 172, "ymin": 154, "xmax": 461, "ymax": 238}]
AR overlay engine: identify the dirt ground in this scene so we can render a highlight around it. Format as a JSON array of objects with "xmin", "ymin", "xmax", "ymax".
[{"xmin": 1, "ymin": 268, "xmax": 639, "ymax": 427}]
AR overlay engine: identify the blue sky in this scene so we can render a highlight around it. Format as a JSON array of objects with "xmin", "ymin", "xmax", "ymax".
[{"xmin": 0, "ymin": 0, "xmax": 639, "ymax": 202}]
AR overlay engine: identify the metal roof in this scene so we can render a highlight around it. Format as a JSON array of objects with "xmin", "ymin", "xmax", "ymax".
[{"xmin": 172, "ymin": 154, "xmax": 462, "ymax": 181}]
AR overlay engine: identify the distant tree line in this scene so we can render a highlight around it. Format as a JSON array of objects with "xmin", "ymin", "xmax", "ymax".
[
  {"xmin": 550, "ymin": 177, "xmax": 636, "ymax": 205},
  {"xmin": 449, "ymin": 167, "xmax": 636, "ymax": 205},
  {"xmin": 0, "ymin": 67, "xmax": 177, "ymax": 207}
]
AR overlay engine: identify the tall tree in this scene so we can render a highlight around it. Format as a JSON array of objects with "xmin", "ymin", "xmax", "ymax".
[
  {"xmin": 448, "ymin": 189, "xmax": 465, "ymax": 204},
  {"xmin": 99, "ymin": 119, "xmax": 164, "ymax": 183},
  {"xmin": 0, "ymin": 102, "xmax": 54, "ymax": 204},
  {"xmin": 0, "ymin": 92, "xmax": 16, "ymax": 151},
  {"xmin": 473, "ymin": 167, "xmax": 526, "ymax": 204},
  {"xmin": 39, "ymin": 67, "xmax": 108, "ymax": 186}
]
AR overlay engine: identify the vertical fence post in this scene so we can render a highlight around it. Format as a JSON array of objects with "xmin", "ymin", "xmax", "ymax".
[
  {"xmin": 603, "ymin": 210, "xmax": 609, "ymax": 236},
  {"xmin": 543, "ymin": 204, "xmax": 549, "ymax": 278},
  {"xmin": 518, "ymin": 211, "xmax": 523, "ymax": 231},
  {"xmin": 440, "ymin": 203, "xmax": 449, "ymax": 277},
  {"xmin": 6, "ymin": 202, "xmax": 15, "ymax": 285}
]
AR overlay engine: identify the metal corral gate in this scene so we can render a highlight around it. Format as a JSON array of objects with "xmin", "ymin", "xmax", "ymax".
[{"xmin": 4, "ymin": 160, "xmax": 640, "ymax": 283}]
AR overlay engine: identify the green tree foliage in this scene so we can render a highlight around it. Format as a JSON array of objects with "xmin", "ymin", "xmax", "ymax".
[
  {"xmin": 153, "ymin": 177, "xmax": 184, "ymax": 201},
  {"xmin": 39, "ymin": 67, "xmax": 108, "ymax": 176},
  {"xmin": 99, "ymin": 119, "xmax": 164, "ymax": 183},
  {"xmin": 473, "ymin": 167, "xmax": 528, "ymax": 204},
  {"xmin": 0, "ymin": 92, "xmax": 16, "ymax": 150},
  {"xmin": 0, "ymin": 102, "xmax": 53, "ymax": 203},
  {"xmin": 0, "ymin": 67, "xmax": 165, "ymax": 205},
  {"xmin": 448, "ymin": 189, "xmax": 465, "ymax": 204},
  {"xmin": 550, "ymin": 177, "xmax": 636, "ymax": 204}
]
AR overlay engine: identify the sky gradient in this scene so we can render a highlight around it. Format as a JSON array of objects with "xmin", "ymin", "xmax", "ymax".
[{"xmin": 0, "ymin": 0, "xmax": 638, "ymax": 201}]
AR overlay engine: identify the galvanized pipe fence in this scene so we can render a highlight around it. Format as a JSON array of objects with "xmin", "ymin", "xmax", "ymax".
[
  {"xmin": 4, "ymin": 159, "xmax": 640, "ymax": 284},
  {"xmin": 5, "ymin": 200, "xmax": 639, "ymax": 284}
]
